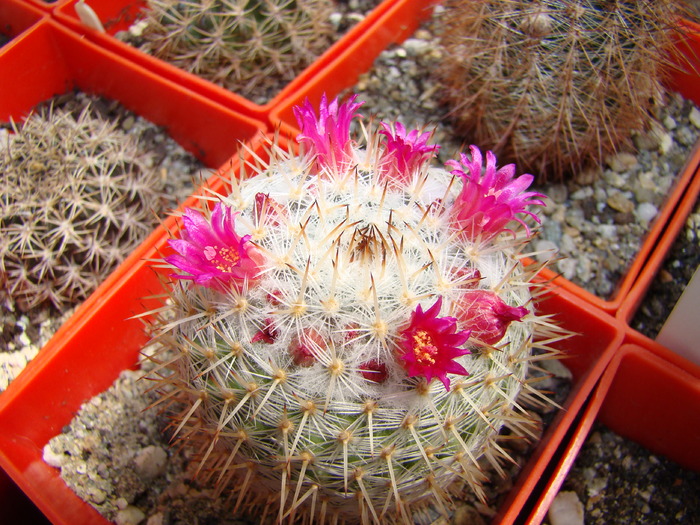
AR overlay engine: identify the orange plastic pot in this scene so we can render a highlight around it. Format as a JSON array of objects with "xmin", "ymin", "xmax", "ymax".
[
  {"xmin": 515, "ymin": 338, "xmax": 700, "ymax": 525},
  {"xmin": 53, "ymin": 0, "xmax": 433, "ymax": 125},
  {"xmin": 617, "ymin": 20, "xmax": 700, "ymax": 326},
  {"xmin": 275, "ymin": 10, "xmax": 700, "ymax": 320},
  {"xmin": 17, "ymin": 0, "xmax": 70, "ymax": 13},
  {"xmin": 0, "ymin": 0, "xmax": 45, "ymax": 46},
  {"xmin": 0, "ymin": 19, "xmax": 266, "ymax": 168},
  {"xmin": 270, "ymin": 0, "xmax": 436, "ymax": 133},
  {"xmin": 0, "ymin": 254, "xmax": 625, "ymax": 524}
]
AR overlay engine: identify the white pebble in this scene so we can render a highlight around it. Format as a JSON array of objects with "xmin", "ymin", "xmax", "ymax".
[
  {"xmin": 533, "ymin": 240, "xmax": 559, "ymax": 263},
  {"xmin": 133, "ymin": 445, "xmax": 168, "ymax": 481},
  {"xmin": 548, "ymin": 491, "xmax": 585, "ymax": 525},
  {"xmin": 557, "ymin": 258, "xmax": 578, "ymax": 281},
  {"xmin": 635, "ymin": 202, "xmax": 658, "ymax": 224},
  {"xmin": 115, "ymin": 505, "xmax": 146, "ymax": 525},
  {"xmin": 42, "ymin": 444, "xmax": 66, "ymax": 468},
  {"xmin": 402, "ymin": 38, "xmax": 430, "ymax": 57},
  {"xmin": 690, "ymin": 106, "xmax": 700, "ymax": 129}
]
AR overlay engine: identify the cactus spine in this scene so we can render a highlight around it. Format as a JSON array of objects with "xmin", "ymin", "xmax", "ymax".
[
  {"xmin": 0, "ymin": 104, "xmax": 165, "ymax": 310},
  {"xmin": 137, "ymin": 0, "xmax": 334, "ymax": 101},
  {"xmin": 146, "ymin": 95, "xmax": 566, "ymax": 523},
  {"xmin": 437, "ymin": 0, "xmax": 689, "ymax": 181}
]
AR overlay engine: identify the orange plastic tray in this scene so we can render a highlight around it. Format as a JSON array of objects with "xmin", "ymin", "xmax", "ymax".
[
  {"xmin": 0, "ymin": 19, "xmax": 266, "ymax": 168},
  {"xmin": 0, "ymin": 0, "xmax": 45, "ymax": 45},
  {"xmin": 53, "ymin": 0, "xmax": 434, "ymax": 125},
  {"xmin": 0, "ymin": 241, "xmax": 626, "ymax": 524},
  {"xmin": 271, "ymin": 9, "xmax": 700, "ymax": 320}
]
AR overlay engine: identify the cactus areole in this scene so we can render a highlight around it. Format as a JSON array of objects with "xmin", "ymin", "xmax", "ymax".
[{"xmin": 149, "ymin": 95, "xmax": 564, "ymax": 522}]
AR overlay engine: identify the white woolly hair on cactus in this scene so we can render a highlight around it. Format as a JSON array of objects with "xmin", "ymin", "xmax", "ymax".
[{"xmin": 144, "ymin": 94, "xmax": 570, "ymax": 523}]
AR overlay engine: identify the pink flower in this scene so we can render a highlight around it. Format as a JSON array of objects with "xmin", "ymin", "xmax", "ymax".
[
  {"xmin": 397, "ymin": 297, "xmax": 471, "ymax": 390},
  {"xmin": 378, "ymin": 121, "xmax": 439, "ymax": 184},
  {"xmin": 454, "ymin": 290, "xmax": 528, "ymax": 345},
  {"xmin": 293, "ymin": 94, "xmax": 363, "ymax": 173},
  {"xmin": 447, "ymin": 145, "xmax": 545, "ymax": 242},
  {"xmin": 166, "ymin": 202, "xmax": 263, "ymax": 291}
]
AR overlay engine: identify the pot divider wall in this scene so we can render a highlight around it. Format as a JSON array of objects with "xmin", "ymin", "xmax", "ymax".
[
  {"xmin": 0, "ymin": 229, "xmax": 626, "ymax": 525},
  {"xmin": 53, "ymin": 0, "xmax": 432, "ymax": 124},
  {"xmin": 0, "ymin": 0, "xmax": 45, "ymax": 47},
  {"xmin": 0, "ymin": 18, "xmax": 265, "ymax": 397}
]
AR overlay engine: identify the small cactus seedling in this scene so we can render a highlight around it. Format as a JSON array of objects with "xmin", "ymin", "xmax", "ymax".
[
  {"xmin": 135, "ymin": 0, "xmax": 335, "ymax": 102},
  {"xmin": 146, "ymin": 95, "xmax": 568, "ymax": 523},
  {"xmin": 0, "ymin": 103, "xmax": 165, "ymax": 310},
  {"xmin": 437, "ymin": 0, "xmax": 690, "ymax": 181}
]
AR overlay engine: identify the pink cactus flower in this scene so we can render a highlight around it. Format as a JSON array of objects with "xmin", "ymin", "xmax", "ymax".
[
  {"xmin": 166, "ymin": 202, "xmax": 263, "ymax": 291},
  {"xmin": 293, "ymin": 94, "xmax": 363, "ymax": 173},
  {"xmin": 454, "ymin": 290, "xmax": 528, "ymax": 345},
  {"xmin": 378, "ymin": 121, "xmax": 439, "ymax": 184},
  {"xmin": 447, "ymin": 145, "xmax": 545, "ymax": 242},
  {"xmin": 398, "ymin": 297, "xmax": 471, "ymax": 390}
]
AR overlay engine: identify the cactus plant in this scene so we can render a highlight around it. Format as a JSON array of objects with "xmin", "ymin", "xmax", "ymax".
[
  {"xmin": 133, "ymin": 0, "xmax": 335, "ymax": 102},
  {"xmin": 145, "ymin": 95, "xmax": 568, "ymax": 523},
  {"xmin": 0, "ymin": 103, "xmax": 165, "ymax": 311},
  {"xmin": 437, "ymin": 0, "xmax": 690, "ymax": 181}
]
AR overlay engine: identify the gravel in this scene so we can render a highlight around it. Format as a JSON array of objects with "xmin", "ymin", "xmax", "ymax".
[{"xmin": 3, "ymin": 5, "xmax": 700, "ymax": 525}]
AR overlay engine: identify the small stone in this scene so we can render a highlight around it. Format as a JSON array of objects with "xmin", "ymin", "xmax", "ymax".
[
  {"xmin": 548, "ymin": 183, "xmax": 568, "ymax": 204},
  {"xmin": 548, "ymin": 491, "xmax": 585, "ymax": 525},
  {"xmin": 42, "ymin": 444, "xmax": 66, "ymax": 468},
  {"xmin": 329, "ymin": 12, "xmax": 343, "ymax": 29},
  {"xmin": 534, "ymin": 239, "xmax": 559, "ymax": 263},
  {"xmin": 88, "ymin": 487, "xmax": 107, "ymax": 505},
  {"xmin": 133, "ymin": 445, "xmax": 168, "ymax": 481},
  {"xmin": 146, "ymin": 513, "xmax": 165, "ymax": 525},
  {"xmin": 557, "ymin": 258, "xmax": 577, "ymax": 280},
  {"xmin": 635, "ymin": 202, "xmax": 658, "ymax": 224},
  {"xmin": 607, "ymin": 192, "xmax": 635, "ymax": 214},
  {"xmin": 663, "ymin": 115, "xmax": 677, "ymax": 130},
  {"xmin": 121, "ymin": 116, "xmax": 135, "ymax": 132},
  {"xmin": 606, "ymin": 152, "xmax": 638, "ymax": 172},
  {"xmin": 402, "ymin": 38, "xmax": 430, "ymax": 57},
  {"xmin": 690, "ymin": 106, "xmax": 700, "ymax": 128},
  {"xmin": 115, "ymin": 505, "xmax": 146, "ymax": 525}
]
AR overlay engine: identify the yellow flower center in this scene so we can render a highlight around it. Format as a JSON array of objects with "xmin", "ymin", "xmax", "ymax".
[
  {"xmin": 413, "ymin": 330, "xmax": 438, "ymax": 365},
  {"xmin": 204, "ymin": 245, "xmax": 240, "ymax": 272}
]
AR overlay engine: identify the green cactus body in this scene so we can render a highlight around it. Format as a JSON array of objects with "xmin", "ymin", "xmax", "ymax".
[
  {"xmin": 437, "ymin": 0, "xmax": 687, "ymax": 181},
  {"xmin": 0, "ymin": 104, "xmax": 164, "ymax": 310},
  {"xmin": 138, "ymin": 0, "xmax": 334, "ymax": 100},
  {"xmin": 149, "ymin": 96, "xmax": 564, "ymax": 522}
]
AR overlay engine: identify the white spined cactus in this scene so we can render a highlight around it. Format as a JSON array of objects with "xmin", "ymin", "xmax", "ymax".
[{"xmin": 146, "ymin": 95, "xmax": 568, "ymax": 523}]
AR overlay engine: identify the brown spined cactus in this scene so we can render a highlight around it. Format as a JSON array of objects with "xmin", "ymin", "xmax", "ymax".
[
  {"xmin": 437, "ymin": 0, "xmax": 691, "ymax": 181},
  {"xmin": 135, "ymin": 0, "xmax": 335, "ymax": 102},
  {"xmin": 0, "ymin": 103, "xmax": 165, "ymax": 311}
]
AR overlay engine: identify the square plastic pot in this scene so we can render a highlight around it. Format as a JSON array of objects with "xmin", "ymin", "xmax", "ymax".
[
  {"xmin": 272, "ymin": 10, "xmax": 700, "ymax": 320},
  {"xmin": 0, "ymin": 247, "xmax": 626, "ymax": 524},
  {"xmin": 0, "ymin": 17, "xmax": 266, "ymax": 397},
  {"xmin": 0, "ymin": 0, "xmax": 45, "ymax": 47},
  {"xmin": 15, "ymin": 0, "xmax": 70, "ymax": 13},
  {"xmin": 0, "ymin": 18, "xmax": 267, "ymax": 169},
  {"xmin": 522, "ymin": 338, "xmax": 700, "ymax": 525},
  {"xmin": 54, "ymin": 0, "xmax": 434, "ymax": 125}
]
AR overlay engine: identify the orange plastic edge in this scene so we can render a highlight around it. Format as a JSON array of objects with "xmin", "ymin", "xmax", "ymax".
[
  {"xmin": 0, "ymin": 0, "xmax": 45, "ymax": 46},
  {"xmin": 520, "ymin": 338, "xmax": 700, "ymax": 525},
  {"xmin": 53, "ymin": 0, "xmax": 410, "ymax": 123},
  {"xmin": 270, "ymin": 0, "xmax": 437, "ymax": 133},
  {"xmin": 617, "ymin": 19, "xmax": 700, "ymax": 325},
  {"xmin": 20, "ymin": 0, "xmax": 70, "ymax": 13},
  {"xmin": 0, "ymin": 204, "xmax": 625, "ymax": 524},
  {"xmin": 0, "ymin": 20, "xmax": 268, "ymax": 522}
]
